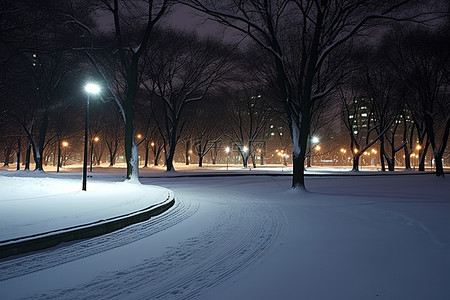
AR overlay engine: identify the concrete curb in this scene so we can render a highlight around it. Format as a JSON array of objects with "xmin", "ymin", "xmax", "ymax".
[{"xmin": 0, "ymin": 194, "xmax": 175, "ymax": 259}]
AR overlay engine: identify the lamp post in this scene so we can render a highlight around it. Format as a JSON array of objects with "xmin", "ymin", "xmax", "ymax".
[
  {"xmin": 151, "ymin": 142, "xmax": 157, "ymax": 166},
  {"xmin": 307, "ymin": 136, "xmax": 319, "ymax": 167},
  {"xmin": 82, "ymin": 83, "xmax": 100, "ymax": 191},
  {"xmin": 90, "ymin": 136, "xmax": 99, "ymax": 172},
  {"xmin": 57, "ymin": 141, "xmax": 69, "ymax": 173},
  {"xmin": 225, "ymin": 146, "xmax": 230, "ymax": 170}
]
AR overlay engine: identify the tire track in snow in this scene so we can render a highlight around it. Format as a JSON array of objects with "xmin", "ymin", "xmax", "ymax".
[
  {"xmin": 17, "ymin": 191, "xmax": 286, "ymax": 300},
  {"xmin": 0, "ymin": 198, "xmax": 199, "ymax": 281}
]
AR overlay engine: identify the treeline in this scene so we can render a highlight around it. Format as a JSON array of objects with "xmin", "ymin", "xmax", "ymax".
[{"xmin": 0, "ymin": 1, "xmax": 449, "ymax": 187}]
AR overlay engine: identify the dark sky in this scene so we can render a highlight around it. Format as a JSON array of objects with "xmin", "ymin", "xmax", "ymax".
[{"xmin": 96, "ymin": 4, "xmax": 238, "ymax": 41}]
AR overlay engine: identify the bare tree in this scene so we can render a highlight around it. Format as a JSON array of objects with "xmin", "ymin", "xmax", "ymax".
[
  {"xmin": 184, "ymin": 0, "xmax": 443, "ymax": 189},
  {"xmin": 144, "ymin": 29, "xmax": 233, "ymax": 171},
  {"xmin": 340, "ymin": 82, "xmax": 393, "ymax": 171},
  {"xmin": 362, "ymin": 52, "xmax": 404, "ymax": 171},
  {"xmin": 188, "ymin": 97, "xmax": 225, "ymax": 167},
  {"xmin": 386, "ymin": 24, "xmax": 450, "ymax": 176},
  {"xmin": 68, "ymin": 0, "xmax": 172, "ymax": 180},
  {"xmin": 224, "ymin": 89, "xmax": 274, "ymax": 168}
]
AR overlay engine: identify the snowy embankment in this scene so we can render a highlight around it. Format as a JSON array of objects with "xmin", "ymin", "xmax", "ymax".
[
  {"xmin": 0, "ymin": 171, "xmax": 172, "ymax": 241},
  {"xmin": 0, "ymin": 171, "xmax": 449, "ymax": 300}
]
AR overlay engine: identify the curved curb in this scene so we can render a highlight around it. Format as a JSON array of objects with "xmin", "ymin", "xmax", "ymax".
[{"xmin": 0, "ymin": 194, "xmax": 175, "ymax": 260}]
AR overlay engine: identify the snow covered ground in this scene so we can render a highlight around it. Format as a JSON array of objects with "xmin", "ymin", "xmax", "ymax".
[
  {"xmin": 0, "ymin": 170, "xmax": 172, "ymax": 241},
  {"xmin": 0, "ymin": 168, "xmax": 449, "ymax": 299}
]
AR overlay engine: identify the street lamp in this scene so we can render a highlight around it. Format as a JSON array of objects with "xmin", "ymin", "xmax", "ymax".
[
  {"xmin": 57, "ymin": 141, "xmax": 69, "ymax": 173},
  {"xmin": 225, "ymin": 146, "xmax": 230, "ymax": 170},
  {"xmin": 82, "ymin": 83, "xmax": 100, "ymax": 191},
  {"xmin": 90, "ymin": 136, "xmax": 99, "ymax": 172}
]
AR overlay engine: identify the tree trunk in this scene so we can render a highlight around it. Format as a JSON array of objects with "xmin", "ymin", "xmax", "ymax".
[
  {"xmin": 3, "ymin": 145, "xmax": 12, "ymax": 167},
  {"xmin": 241, "ymin": 153, "xmax": 249, "ymax": 168},
  {"xmin": 306, "ymin": 152, "xmax": 312, "ymax": 167},
  {"xmin": 418, "ymin": 140, "xmax": 430, "ymax": 171},
  {"xmin": 426, "ymin": 114, "xmax": 445, "ymax": 176},
  {"xmin": 25, "ymin": 141, "xmax": 31, "ymax": 170},
  {"xmin": 143, "ymin": 140, "xmax": 149, "ymax": 168},
  {"xmin": 199, "ymin": 155, "xmax": 203, "ymax": 167},
  {"xmin": 251, "ymin": 155, "xmax": 257, "ymax": 168},
  {"xmin": 403, "ymin": 144, "xmax": 411, "ymax": 170},
  {"xmin": 261, "ymin": 144, "xmax": 265, "ymax": 165},
  {"xmin": 16, "ymin": 135, "xmax": 21, "ymax": 170},
  {"xmin": 166, "ymin": 147, "xmax": 175, "ymax": 171},
  {"xmin": 390, "ymin": 141, "xmax": 396, "ymax": 172},
  {"xmin": 124, "ymin": 59, "xmax": 139, "ymax": 181},
  {"xmin": 154, "ymin": 147, "xmax": 160, "ymax": 166},
  {"xmin": 292, "ymin": 154, "xmax": 305, "ymax": 189},
  {"xmin": 165, "ymin": 135, "xmax": 177, "ymax": 172},
  {"xmin": 35, "ymin": 105, "xmax": 50, "ymax": 171},
  {"xmin": 57, "ymin": 139, "xmax": 61, "ymax": 173},
  {"xmin": 352, "ymin": 155, "xmax": 360, "ymax": 171},
  {"xmin": 379, "ymin": 137, "xmax": 386, "ymax": 171},
  {"xmin": 434, "ymin": 150, "xmax": 444, "ymax": 176}
]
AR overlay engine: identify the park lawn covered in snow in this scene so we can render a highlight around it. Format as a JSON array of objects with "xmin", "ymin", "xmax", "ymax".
[
  {"xmin": 0, "ymin": 170, "xmax": 449, "ymax": 300},
  {"xmin": 0, "ymin": 170, "xmax": 171, "ymax": 241}
]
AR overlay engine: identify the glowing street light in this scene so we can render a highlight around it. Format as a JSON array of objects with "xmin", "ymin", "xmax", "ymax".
[
  {"xmin": 82, "ymin": 83, "xmax": 100, "ymax": 191},
  {"xmin": 243, "ymin": 146, "xmax": 249, "ymax": 153},
  {"xmin": 57, "ymin": 141, "xmax": 69, "ymax": 173},
  {"xmin": 85, "ymin": 83, "xmax": 100, "ymax": 94},
  {"xmin": 90, "ymin": 136, "xmax": 100, "ymax": 172},
  {"xmin": 312, "ymin": 136, "xmax": 319, "ymax": 144}
]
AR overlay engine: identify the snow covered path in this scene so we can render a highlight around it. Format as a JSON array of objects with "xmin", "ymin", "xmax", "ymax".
[
  {"xmin": 0, "ymin": 177, "xmax": 286, "ymax": 299},
  {"xmin": 1, "ymin": 174, "xmax": 450, "ymax": 299}
]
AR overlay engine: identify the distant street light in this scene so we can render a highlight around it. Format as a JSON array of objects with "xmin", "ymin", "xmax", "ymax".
[
  {"xmin": 90, "ymin": 137, "xmax": 100, "ymax": 172},
  {"xmin": 150, "ymin": 142, "xmax": 157, "ymax": 166},
  {"xmin": 57, "ymin": 141, "xmax": 69, "ymax": 173},
  {"xmin": 82, "ymin": 83, "xmax": 100, "ymax": 191}
]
